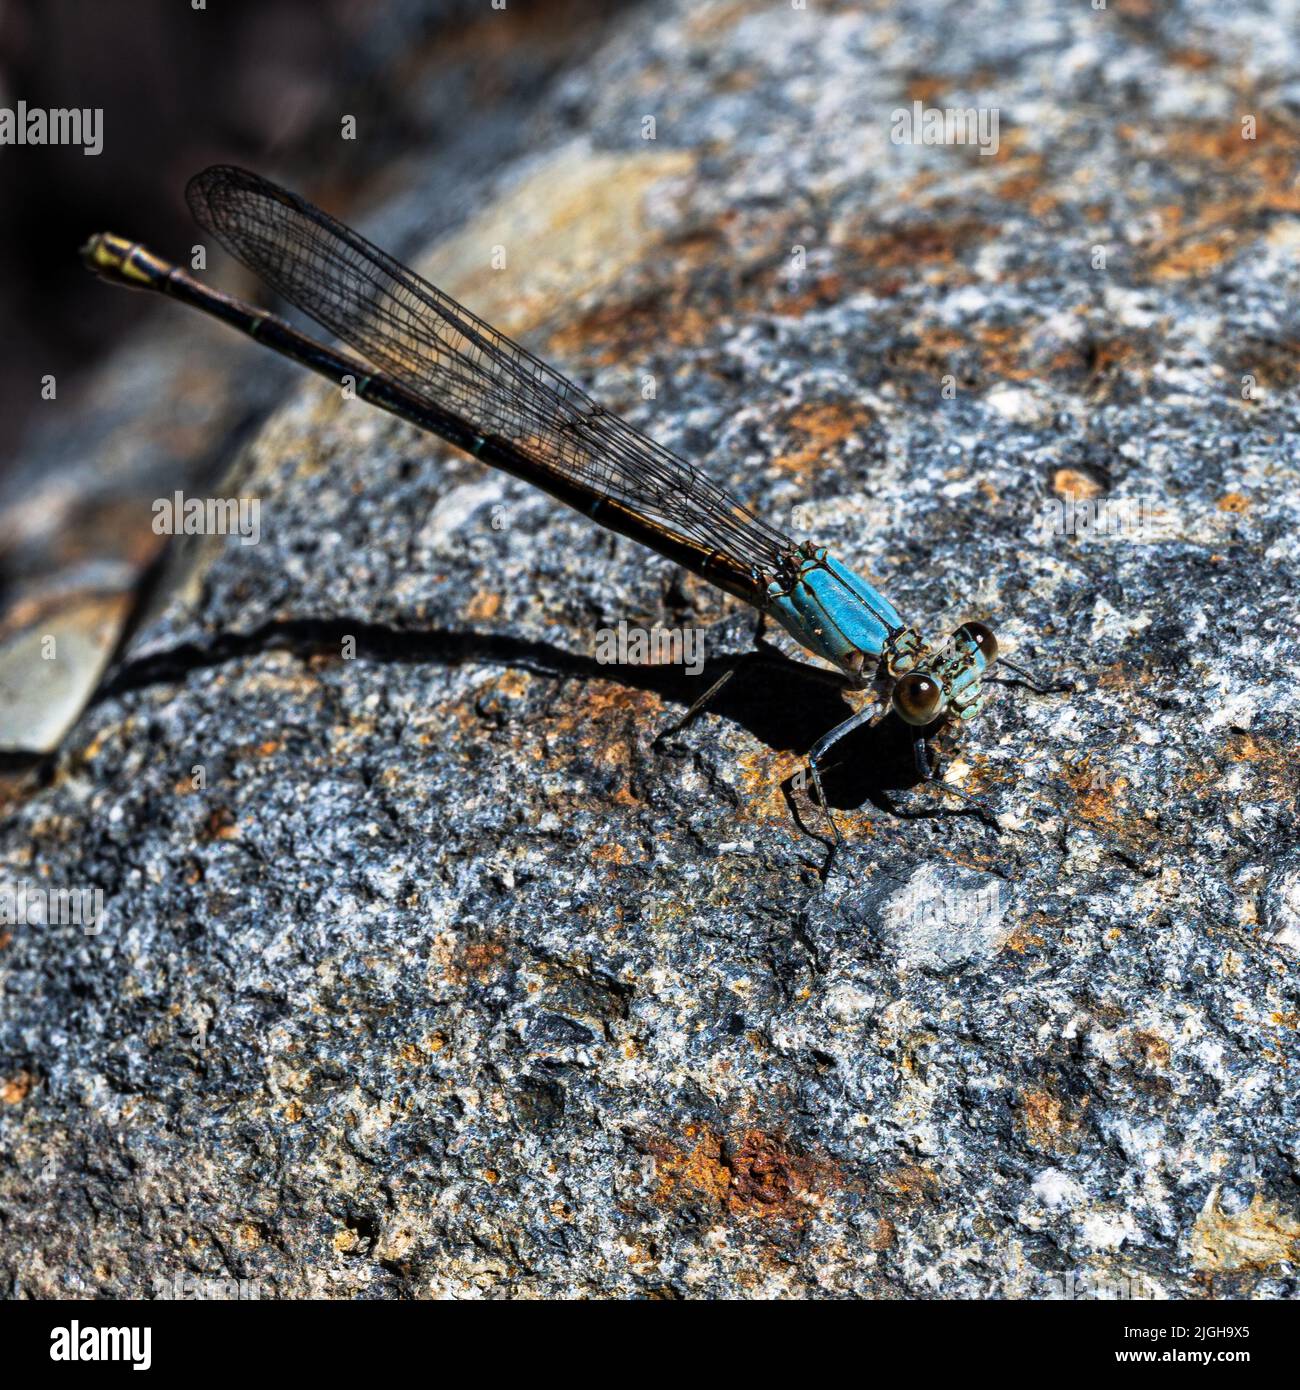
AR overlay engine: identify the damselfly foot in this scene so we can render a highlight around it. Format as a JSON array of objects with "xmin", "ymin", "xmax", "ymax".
[
  {"xmin": 910, "ymin": 735, "xmax": 1002, "ymax": 830},
  {"xmin": 652, "ymin": 662, "xmax": 740, "ymax": 750}
]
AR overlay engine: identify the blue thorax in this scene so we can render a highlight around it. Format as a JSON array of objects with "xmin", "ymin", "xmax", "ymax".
[{"xmin": 764, "ymin": 547, "xmax": 902, "ymax": 674}]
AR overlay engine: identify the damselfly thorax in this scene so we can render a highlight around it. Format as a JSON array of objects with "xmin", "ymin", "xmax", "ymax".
[{"xmin": 758, "ymin": 540, "xmax": 999, "ymax": 725}]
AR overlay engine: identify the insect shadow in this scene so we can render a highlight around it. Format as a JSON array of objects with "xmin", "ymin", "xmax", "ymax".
[{"xmin": 92, "ymin": 613, "xmax": 949, "ymax": 831}]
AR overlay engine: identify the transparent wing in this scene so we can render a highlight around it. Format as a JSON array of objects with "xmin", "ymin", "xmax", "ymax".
[{"xmin": 186, "ymin": 165, "xmax": 793, "ymax": 575}]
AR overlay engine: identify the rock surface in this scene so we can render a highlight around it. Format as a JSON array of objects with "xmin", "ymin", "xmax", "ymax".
[{"xmin": 2, "ymin": 0, "xmax": 1299, "ymax": 1299}]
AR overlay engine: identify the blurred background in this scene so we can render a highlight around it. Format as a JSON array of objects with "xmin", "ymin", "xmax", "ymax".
[
  {"xmin": 0, "ymin": 0, "xmax": 638, "ymax": 754},
  {"xmin": 0, "ymin": 0, "xmax": 632, "ymax": 465}
]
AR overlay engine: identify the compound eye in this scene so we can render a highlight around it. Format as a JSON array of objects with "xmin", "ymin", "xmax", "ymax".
[
  {"xmin": 959, "ymin": 621, "xmax": 998, "ymax": 664},
  {"xmin": 892, "ymin": 671, "xmax": 944, "ymax": 726}
]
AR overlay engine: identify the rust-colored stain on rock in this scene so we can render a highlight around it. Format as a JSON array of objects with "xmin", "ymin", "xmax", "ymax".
[
  {"xmin": 772, "ymin": 400, "xmax": 878, "ymax": 477},
  {"xmin": 878, "ymin": 1164, "xmax": 940, "ymax": 1203},
  {"xmin": 1052, "ymin": 468, "xmax": 1106, "ymax": 501},
  {"xmin": 201, "ymin": 806, "xmax": 241, "ymax": 842},
  {"xmin": 845, "ymin": 217, "xmax": 995, "ymax": 273},
  {"xmin": 650, "ymin": 1126, "xmax": 839, "ymax": 1222},
  {"xmin": 1019, "ymin": 1084, "xmax": 1089, "ymax": 1151},
  {"xmin": 1126, "ymin": 1030, "xmax": 1172, "ymax": 1069},
  {"xmin": 1, "ymin": 1070, "xmax": 35, "ymax": 1104}
]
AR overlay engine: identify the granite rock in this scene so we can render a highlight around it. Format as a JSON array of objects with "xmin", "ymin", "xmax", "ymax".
[{"xmin": 1, "ymin": 0, "xmax": 1299, "ymax": 1299}]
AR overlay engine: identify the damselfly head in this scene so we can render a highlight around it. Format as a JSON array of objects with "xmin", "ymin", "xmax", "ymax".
[{"xmin": 890, "ymin": 620, "xmax": 999, "ymax": 725}]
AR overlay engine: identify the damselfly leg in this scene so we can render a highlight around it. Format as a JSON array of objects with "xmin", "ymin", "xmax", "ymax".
[
  {"xmin": 806, "ymin": 702, "xmax": 879, "ymax": 862},
  {"xmin": 652, "ymin": 610, "xmax": 775, "ymax": 749},
  {"xmin": 989, "ymin": 654, "xmax": 1073, "ymax": 696},
  {"xmin": 653, "ymin": 661, "xmax": 744, "ymax": 749},
  {"xmin": 910, "ymin": 733, "xmax": 1002, "ymax": 828}
]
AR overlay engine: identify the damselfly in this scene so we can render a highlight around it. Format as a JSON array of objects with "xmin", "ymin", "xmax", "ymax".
[{"xmin": 83, "ymin": 166, "xmax": 1002, "ymax": 857}]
